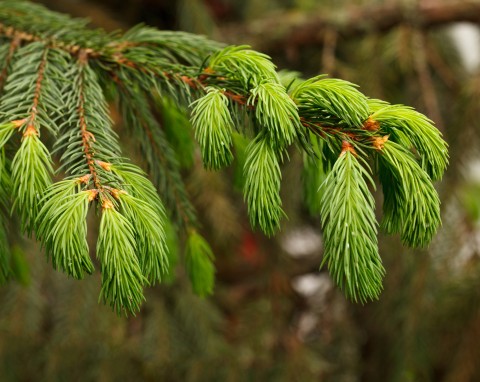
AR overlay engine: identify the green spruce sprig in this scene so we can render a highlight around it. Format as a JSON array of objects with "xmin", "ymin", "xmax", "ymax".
[
  {"xmin": 191, "ymin": 87, "xmax": 235, "ymax": 170},
  {"xmin": 379, "ymin": 139, "xmax": 441, "ymax": 247},
  {"xmin": 243, "ymin": 136, "xmax": 285, "ymax": 236},
  {"xmin": 319, "ymin": 143, "xmax": 384, "ymax": 302},
  {"xmin": 97, "ymin": 199, "xmax": 147, "ymax": 315}
]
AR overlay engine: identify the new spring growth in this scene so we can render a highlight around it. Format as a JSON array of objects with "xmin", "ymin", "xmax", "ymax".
[
  {"xmin": 373, "ymin": 135, "xmax": 389, "ymax": 151},
  {"xmin": 86, "ymin": 189, "xmax": 98, "ymax": 202},
  {"xmin": 22, "ymin": 124, "xmax": 37, "ymax": 137},
  {"xmin": 102, "ymin": 199, "xmax": 114, "ymax": 209},
  {"xmin": 340, "ymin": 140, "xmax": 356, "ymax": 156},
  {"xmin": 78, "ymin": 174, "xmax": 91, "ymax": 184},
  {"xmin": 97, "ymin": 160, "xmax": 112, "ymax": 171},
  {"xmin": 11, "ymin": 119, "xmax": 27, "ymax": 128},
  {"xmin": 363, "ymin": 116, "xmax": 380, "ymax": 131}
]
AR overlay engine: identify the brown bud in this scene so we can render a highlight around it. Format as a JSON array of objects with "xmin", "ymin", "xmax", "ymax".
[
  {"xmin": 87, "ymin": 189, "xmax": 99, "ymax": 202},
  {"xmin": 78, "ymin": 174, "xmax": 91, "ymax": 184},
  {"xmin": 363, "ymin": 117, "xmax": 380, "ymax": 131},
  {"xmin": 340, "ymin": 140, "xmax": 356, "ymax": 156},
  {"xmin": 96, "ymin": 160, "xmax": 112, "ymax": 171},
  {"xmin": 109, "ymin": 188, "xmax": 126, "ymax": 200},
  {"xmin": 23, "ymin": 125, "xmax": 38, "ymax": 137},
  {"xmin": 11, "ymin": 119, "xmax": 27, "ymax": 128},
  {"xmin": 372, "ymin": 135, "xmax": 389, "ymax": 151},
  {"xmin": 102, "ymin": 199, "xmax": 114, "ymax": 209}
]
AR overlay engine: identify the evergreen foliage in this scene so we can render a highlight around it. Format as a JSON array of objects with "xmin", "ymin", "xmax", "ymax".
[
  {"xmin": 0, "ymin": 0, "xmax": 448, "ymax": 313},
  {"xmin": 319, "ymin": 147, "xmax": 383, "ymax": 302}
]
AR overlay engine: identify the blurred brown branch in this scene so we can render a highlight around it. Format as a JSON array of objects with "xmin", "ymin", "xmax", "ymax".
[
  {"xmin": 220, "ymin": 0, "xmax": 480, "ymax": 50},
  {"xmin": 34, "ymin": 0, "xmax": 126, "ymax": 30}
]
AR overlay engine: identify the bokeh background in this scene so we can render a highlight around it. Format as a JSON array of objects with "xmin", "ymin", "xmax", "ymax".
[{"xmin": 1, "ymin": 0, "xmax": 480, "ymax": 380}]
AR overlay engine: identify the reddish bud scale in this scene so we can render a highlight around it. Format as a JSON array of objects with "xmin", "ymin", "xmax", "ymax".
[
  {"xmin": 102, "ymin": 199, "xmax": 114, "ymax": 209},
  {"xmin": 87, "ymin": 189, "xmax": 99, "ymax": 202},
  {"xmin": 340, "ymin": 140, "xmax": 356, "ymax": 156},
  {"xmin": 96, "ymin": 160, "xmax": 112, "ymax": 172},
  {"xmin": 363, "ymin": 117, "xmax": 380, "ymax": 131},
  {"xmin": 372, "ymin": 135, "xmax": 389, "ymax": 151},
  {"xmin": 23, "ymin": 124, "xmax": 38, "ymax": 137}
]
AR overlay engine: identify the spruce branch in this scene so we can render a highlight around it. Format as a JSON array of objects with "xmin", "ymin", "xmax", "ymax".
[
  {"xmin": 0, "ymin": 34, "xmax": 20, "ymax": 92},
  {"xmin": 115, "ymin": 86, "xmax": 198, "ymax": 229},
  {"xmin": 208, "ymin": 45, "xmax": 278, "ymax": 88},
  {"xmin": 117, "ymin": 191, "xmax": 168, "ymax": 284},
  {"xmin": 249, "ymin": 81, "xmax": 301, "ymax": 148},
  {"xmin": 56, "ymin": 50, "xmax": 120, "ymax": 185},
  {"xmin": 291, "ymin": 76, "xmax": 369, "ymax": 127},
  {"xmin": 0, "ymin": 1, "xmax": 449, "ymax": 310}
]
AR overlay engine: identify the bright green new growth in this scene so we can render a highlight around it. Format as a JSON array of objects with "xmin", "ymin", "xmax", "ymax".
[
  {"xmin": 36, "ymin": 180, "xmax": 93, "ymax": 279},
  {"xmin": 0, "ymin": 0, "xmax": 449, "ymax": 311},
  {"xmin": 249, "ymin": 82, "xmax": 301, "ymax": 148},
  {"xmin": 208, "ymin": 45, "xmax": 279, "ymax": 87},
  {"xmin": 291, "ymin": 76, "xmax": 369, "ymax": 127},
  {"xmin": 11, "ymin": 134, "xmax": 53, "ymax": 234},
  {"xmin": 118, "ymin": 192, "xmax": 169, "ymax": 284},
  {"xmin": 0, "ymin": 122, "xmax": 16, "ymax": 148},
  {"xmin": 320, "ymin": 150, "xmax": 384, "ymax": 303},
  {"xmin": 379, "ymin": 140, "xmax": 441, "ymax": 247},
  {"xmin": 243, "ymin": 137, "xmax": 284, "ymax": 236},
  {"xmin": 190, "ymin": 87, "xmax": 234, "ymax": 170},
  {"xmin": 98, "ymin": 206, "xmax": 147, "ymax": 315},
  {"xmin": 109, "ymin": 163, "xmax": 167, "ymax": 218},
  {"xmin": 371, "ymin": 103, "xmax": 448, "ymax": 181}
]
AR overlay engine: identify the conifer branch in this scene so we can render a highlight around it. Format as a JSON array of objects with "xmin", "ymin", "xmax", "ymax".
[
  {"xmin": 24, "ymin": 45, "xmax": 48, "ymax": 138},
  {"xmin": 319, "ymin": 147, "xmax": 384, "ymax": 302},
  {"xmin": 77, "ymin": 51, "xmax": 102, "ymax": 189},
  {"xmin": 114, "ymin": 79, "xmax": 199, "ymax": 229},
  {"xmin": 0, "ymin": 1, "xmax": 449, "ymax": 310},
  {"xmin": 0, "ymin": 33, "xmax": 20, "ymax": 92}
]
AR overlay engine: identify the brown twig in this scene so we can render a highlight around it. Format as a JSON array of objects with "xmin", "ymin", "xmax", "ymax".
[
  {"xmin": 0, "ymin": 23, "xmax": 98, "ymax": 58},
  {"xmin": 25, "ymin": 46, "xmax": 49, "ymax": 136},
  {"xmin": 221, "ymin": 0, "xmax": 480, "ymax": 51},
  {"xmin": 77, "ymin": 50, "xmax": 101, "ymax": 190},
  {"xmin": 412, "ymin": 30, "xmax": 444, "ymax": 132},
  {"xmin": 0, "ymin": 34, "xmax": 21, "ymax": 93}
]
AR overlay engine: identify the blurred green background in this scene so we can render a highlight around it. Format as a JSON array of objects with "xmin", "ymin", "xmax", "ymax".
[{"xmin": 2, "ymin": 0, "xmax": 480, "ymax": 380}]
